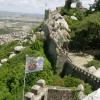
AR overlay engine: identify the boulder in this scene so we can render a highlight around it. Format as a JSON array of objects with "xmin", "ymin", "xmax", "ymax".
[
  {"xmin": 9, "ymin": 53, "xmax": 16, "ymax": 59},
  {"xmin": 1, "ymin": 58, "xmax": 8, "ymax": 64},
  {"xmin": 83, "ymin": 88, "xmax": 100, "ymax": 100},
  {"xmin": 77, "ymin": 84, "xmax": 84, "ymax": 92},
  {"xmin": 14, "ymin": 46, "xmax": 25, "ymax": 52},
  {"xmin": 71, "ymin": 16, "xmax": 78, "ymax": 20}
]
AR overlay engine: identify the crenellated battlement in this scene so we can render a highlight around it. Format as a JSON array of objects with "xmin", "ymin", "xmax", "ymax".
[{"xmin": 68, "ymin": 62, "xmax": 100, "ymax": 89}]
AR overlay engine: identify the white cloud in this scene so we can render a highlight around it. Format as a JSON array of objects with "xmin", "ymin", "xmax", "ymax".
[
  {"xmin": 0, "ymin": 0, "xmax": 95, "ymax": 14},
  {"xmin": 0, "ymin": 0, "xmax": 65, "ymax": 14}
]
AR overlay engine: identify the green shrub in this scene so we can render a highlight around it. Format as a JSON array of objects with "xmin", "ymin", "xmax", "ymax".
[
  {"xmin": 63, "ymin": 76, "xmax": 84, "ymax": 87},
  {"xmin": 69, "ymin": 12, "xmax": 100, "ymax": 50},
  {"xmin": 86, "ymin": 60, "xmax": 100, "ymax": 69},
  {"xmin": 61, "ymin": 8, "xmax": 85, "ymax": 20},
  {"xmin": 84, "ymin": 83, "xmax": 92, "ymax": 95},
  {"xmin": 63, "ymin": 76, "xmax": 92, "ymax": 95},
  {"xmin": 31, "ymin": 40, "xmax": 43, "ymax": 51},
  {"xmin": 50, "ymin": 75, "xmax": 64, "ymax": 86}
]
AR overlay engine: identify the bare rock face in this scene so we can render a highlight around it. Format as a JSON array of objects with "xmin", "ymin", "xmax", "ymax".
[
  {"xmin": 83, "ymin": 88, "xmax": 100, "ymax": 100},
  {"xmin": 44, "ymin": 10, "xmax": 70, "ymax": 53},
  {"xmin": 9, "ymin": 53, "xmax": 16, "ymax": 59}
]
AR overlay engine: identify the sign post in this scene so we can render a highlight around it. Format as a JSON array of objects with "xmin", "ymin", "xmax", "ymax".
[{"xmin": 23, "ymin": 55, "xmax": 44, "ymax": 100}]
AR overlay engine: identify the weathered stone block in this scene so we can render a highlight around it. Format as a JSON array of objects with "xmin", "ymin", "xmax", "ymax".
[
  {"xmin": 31, "ymin": 85, "xmax": 41, "ymax": 95},
  {"xmin": 25, "ymin": 92, "xmax": 34, "ymax": 100}
]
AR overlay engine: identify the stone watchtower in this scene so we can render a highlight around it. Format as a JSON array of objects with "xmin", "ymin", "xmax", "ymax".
[{"xmin": 44, "ymin": 10, "xmax": 51, "ymax": 21}]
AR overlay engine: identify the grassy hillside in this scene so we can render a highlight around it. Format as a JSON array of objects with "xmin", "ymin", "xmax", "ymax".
[
  {"xmin": 0, "ymin": 38, "xmax": 92, "ymax": 100},
  {"xmin": 0, "ymin": 40, "xmax": 54, "ymax": 100}
]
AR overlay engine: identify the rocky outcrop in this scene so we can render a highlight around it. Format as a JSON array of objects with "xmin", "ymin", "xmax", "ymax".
[
  {"xmin": 1, "ymin": 58, "xmax": 8, "ymax": 64},
  {"xmin": 77, "ymin": 84, "xmax": 86, "ymax": 100},
  {"xmin": 43, "ymin": 9, "xmax": 70, "ymax": 54},
  {"xmin": 9, "ymin": 53, "xmax": 16, "ymax": 59},
  {"xmin": 83, "ymin": 88, "xmax": 100, "ymax": 100},
  {"xmin": 14, "ymin": 46, "xmax": 25, "ymax": 52}
]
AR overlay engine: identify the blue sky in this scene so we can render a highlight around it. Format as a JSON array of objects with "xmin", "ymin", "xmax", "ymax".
[{"xmin": 0, "ymin": 0, "xmax": 95, "ymax": 14}]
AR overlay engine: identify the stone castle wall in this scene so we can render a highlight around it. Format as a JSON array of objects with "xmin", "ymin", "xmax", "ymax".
[
  {"xmin": 48, "ymin": 86, "xmax": 73, "ymax": 100},
  {"xmin": 43, "ymin": 9, "xmax": 100, "ymax": 90},
  {"xmin": 25, "ymin": 79, "xmax": 73, "ymax": 100},
  {"xmin": 72, "ymin": 64, "xmax": 100, "ymax": 90}
]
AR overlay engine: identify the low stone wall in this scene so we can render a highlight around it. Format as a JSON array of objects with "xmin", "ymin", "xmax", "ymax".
[
  {"xmin": 47, "ymin": 86, "xmax": 73, "ymax": 100},
  {"xmin": 25, "ymin": 79, "xmax": 73, "ymax": 100}
]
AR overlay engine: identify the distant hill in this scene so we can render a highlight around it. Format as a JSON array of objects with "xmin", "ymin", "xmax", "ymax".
[{"xmin": 0, "ymin": 11, "xmax": 44, "ymax": 21}]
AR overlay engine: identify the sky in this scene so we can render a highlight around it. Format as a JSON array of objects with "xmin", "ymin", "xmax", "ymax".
[{"xmin": 0, "ymin": 0, "xmax": 95, "ymax": 14}]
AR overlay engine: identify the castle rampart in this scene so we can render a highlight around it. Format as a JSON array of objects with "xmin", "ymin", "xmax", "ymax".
[{"xmin": 43, "ymin": 8, "xmax": 100, "ymax": 90}]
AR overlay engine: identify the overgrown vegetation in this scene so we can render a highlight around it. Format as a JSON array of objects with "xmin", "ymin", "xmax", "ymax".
[
  {"xmin": 86, "ymin": 60, "xmax": 100, "ymax": 69},
  {"xmin": 61, "ymin": 7, "xmax": 85, "ymax": 20},
  {"xmin": 0, "ymin": 38, "xmax": 92, "ymax": 100},
  {"xmin": 0, "ymin": 41, "xmax": 18, "ymax": 59},
  {"xmin": 69, "ymin": 12, "xmax": 100, "ymax": 51},
  {"xmin": 0, "ymin": 39, "xmax": 54, "ymax": 100},
  {"xmin": 51, "ymin": 75, "xmax": 92, "ymax": 95}
]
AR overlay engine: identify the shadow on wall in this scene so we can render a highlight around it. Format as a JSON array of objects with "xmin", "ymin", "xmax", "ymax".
[
  {"xmin": 60, "ymin": 59, "xmax": 73, "ymax": 78},
  {"xmin": 43, "ymin": 37, "xmax": 57, "ymax": 73}
]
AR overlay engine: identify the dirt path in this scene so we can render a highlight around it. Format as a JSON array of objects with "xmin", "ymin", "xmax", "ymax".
[{"xmin": 68, "ymin": 52, "xmax": 94, "ymax": 68}]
